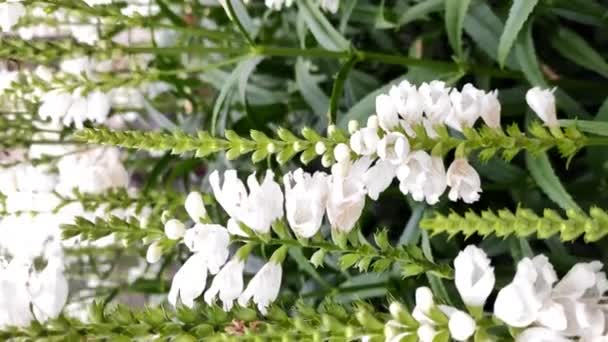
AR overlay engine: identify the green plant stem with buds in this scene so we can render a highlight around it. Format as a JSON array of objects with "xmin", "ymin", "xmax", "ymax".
[{"xmin": 421, "ymin": 206, "xmax": 608, "ymax": 242}]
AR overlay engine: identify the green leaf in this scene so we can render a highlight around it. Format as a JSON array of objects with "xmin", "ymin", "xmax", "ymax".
[
  {"xmin": 525, "ymin": 152, "xmax": 581, "ymax": 211},
  {"xmin": 295, "ymin": 58, "xmax": 330, "ymax": 121},
  {"xmin": 398, "ymin": 0, "xmax": 443, "ymax": 26},
  {"xmin": 298, "ymin": 0, "xmax": 349, "ymax": 51},
  {"xmin": 559, "ymin": 119, "xmax": 608, "ymax": 136},
  {"xmin": 445, "ymin": 0, "xmax": 472, "ymax": 58},
  {"xmin": 226, "ymin": 0, "xmax": 256, "ymax": 43},
  {"xmin": 328, "ymin": 55, "xmax": 358, "ymax": 124},
  {"xmin": 550, "ymin": 27, "xmax": 608, "ymax": 78},
  {"xmin": 288, "ymin": 248, "xmax": 331, "ymax": 289},
  {"xmin": 497, "ymin": 0, "xmax": 539, "ymax": 67},
  {"xmin": 514, "ymin": 21, "xmax": 545, "ymax": 87}
]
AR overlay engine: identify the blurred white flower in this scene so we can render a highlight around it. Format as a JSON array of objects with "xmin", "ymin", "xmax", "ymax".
[
  {"xmin": 454, "ymin": 245, "xmax": 495, "ymax": 307},
  {"xmin": 164, "ymin": 219, "xmax": 186, "ymax": 240},
  {"xmin": 326, "ymin": 157, "xmax": 371, "ymax": 233},
  {"xmin": 38, "ymin": 91, "xmax": 73, "ymax": 125},
  {"xmin": 204, "ymin": 259, "xmax": 244, "ymax": 311},
  {"xmin": 446, "ymin": 83, "xmax": 482, "ymax": 132},
  {"xmin": 526, "ymin": 87, "xmax": 558, "ymax": 127},
  {"xmin": 265, "ymin": 0, "xmax": 294, "ymax": 11},
  {"xmin": 446, "ymin": 158, "xmax": 482, "ymax": 203},
  {"xmin": 417, "ymin": 324, "xmax": 437, "ymax": 342},
  {"xmin": 397, "ymin": 151, "xmax": 446, "ymax": 205},
  {"xmin": 516, "ymin": 327, "xmax": 571, "ymax": 342},
  {"xmin": 185, "ymin": 191, "xmax": 207, "ymax": 222},
  {"xmin": 388, "ymin": 80, "xmax": 423, "ymax": 125},
  {"xmin": 28, "ymin": 258, "xmax": 68, "ymax": 322},
  {"xmin": 377, "ymin": 132, "xmax": 410, "ymax": 165},
  {"xmin": 439, "ymin": 305, "xmax": 477, "ymax": 342},
  {"xmin": 238, "ymin": 260, "xmax": 282, "ymax": 315},
  {"xmin": 376, "ymin": 93, "xmax": 401, "ymax": 131},
  {"xmin": 146, "ymin": 241, "xmax": 163, "ymax": 263},
  {"xmin": 283, "ymin": 169, "xmax": 329, "ymax": 238},
  {"xmin": 168, "ymin": 253, "xmax": 208, "ymax": 308},
  {"xmin": 320, "ymin": 0, "xmax": 339, "ymax": 13},
  {"xmin": 0, "ymin": 2, "xmax": 25, "ymax": 32},
  {"xmin": 183, "ymin": 224, "xmax": 230, "ymax": 274},
  {"xmin": 480, "ymin": 90, "xmax": 501, "ymax": 128},
  {"xmin": 350, "ymin": 127, "xmax": 379, "ymax": 156}
]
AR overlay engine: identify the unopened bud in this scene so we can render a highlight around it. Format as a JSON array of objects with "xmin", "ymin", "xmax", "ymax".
[
  {"xmin": 185, "ymin": 191, "xmax": 206, "ymax": 222},
  {"xmin": 327, "ymin": 124, "xmax": 337, "ymax": 136},
  {"xmin": 321, "ymin": 154, "xmax": 333, "ymax": 168},
  {"xmin": 333, "ymin": 143, "xmax": 351, "ymax": 163},
  {"xmin": 267, "ymin": 142, "xmax": 277, "ymax": 153},
  {"xmin": 367, "ymin": 115, "xmax": 379, "ymax": 129},
  {"xmin": 164, "ymin": 219, "xmax": 186, "ymax": 240},
  {"xmin": 146, "ymin": 241, "xmax": 163, "ymax": 263},
  {"xmin": 348, "ymin": 120, "xmax": 359, "ymax": 134},
  {"xmin": 315, "ymin": 141, "xmax": 327, "ymax": 155}
]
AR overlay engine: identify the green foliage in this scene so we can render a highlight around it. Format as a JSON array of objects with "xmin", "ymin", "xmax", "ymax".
[
  {"xmin": 421, "ymin": 207, "xmax": 608, "ymax": 242},
  {"xmin": 497, "ymin": 0, "xmax": 539, "ymax": 67}
]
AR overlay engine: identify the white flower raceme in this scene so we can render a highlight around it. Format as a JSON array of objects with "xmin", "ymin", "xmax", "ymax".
[
  {"xmin": 326, "ymin": 157, "xmax": 371, "ymax": 233},
  {"xmin": 283, "ymin": 169, "xmax": 329, "ymax": 238},
  {"xmin": 446, "ymin": 83, "xmax": 482, "ymax": 132},
  {"xmin": 204, "ymin": 259, "xmax": 244, "ymax": 311},
  {"xmin": 446, "ymin": 158, "xmax": 482, "ymax": 203},
  {"xmin": 454, "ymin": 245, "xmax": 495, "ymax": 307},
  {"xmin": 168, "ymin": 253, "xmax": 208, "ymax": 308},
  {"xmin": 397, "ymin": 151, "xmax": 447, "ymax": 205},
  {"xmin": 0, "ymin": 2, "xmax": 25, "ymax": 32},
  {"xmin": 388, "ymin": 80, "xmax": 424, "ymax": 127},
  {"xmin": 210, "ymin": 170, "xmax": 284, "ymax": 234},
  {"xmin": 526, "ymin": 87, "xmax": 558, "ymax": 127},
  {"xmin": 238, "ymin": 260, "xmax": 282, "ymax": 315},
  {"xmin": 494, "ymin": 255, "xmax": 557, "ymax": 327},
  {"xmin": 183, "ymin": 224, "xmax": 230, "ymax": 274}
]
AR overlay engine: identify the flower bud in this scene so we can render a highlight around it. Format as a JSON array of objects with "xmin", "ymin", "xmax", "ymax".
[
  {"xmin": 185, "ymin": 191, "xmax": 206, "ymax": 222},
  {"xmin": 327, "ymin": 124, "xmax": 337, "ymax": 136},
  {"xmin": 315, "ymin": 141, "xmax": 327, "ymax": 155},
  {"xmin": 267, "ymin": 142, "xmax": 277, "ymax": 153},
  {"xmin": 146, "ymin": 241, "xmax": 163, "ymax": 263},
  {"xmin": 367, "ymin": 115, "xmax": 379, "ymax": 129},
  {"xmin": 321, "ymin": 154, "xmax": 332, "ymax": 168},
  {"xmin": 164, "ymin": 219, "xmax": 186, "ymax": 240},
  {"xmin": 333, "ymin": 143, "xmax": 350, "ymax": 163},
  {"xmin": 348, "ymin": 120, "xmax": 359, "ymax": 134}
]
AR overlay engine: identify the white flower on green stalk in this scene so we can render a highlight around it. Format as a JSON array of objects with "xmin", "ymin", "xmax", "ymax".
[
  {"xmin": 27, "ymin": 258, "xmax": 69, "ymax": 322},
  {"xmin": 349, "ymin": 127, "xmax": 379, "ymax": 156},
  {"xmin": 320, "ymin": 0, "xmax": 339, "ymax": 13},
  {"xmin": 419, "ymin": 81, "xmax": 452, "ymax": 124},
  {"xmin": 183, "ymin": 224, "xmax": 230, "ymax": 274},
  {"xmin": 377, "ymin": 132, "xmax": 410, "ymax": 165},
  {"xmin": 238, "ymin": 246, "xmax": 287, "ymax": 315},
  {"xmin": 376, "ymin": 93, "xmax": 401, "ymax": 132},
  {"xmin": 480, "ymin": 90, "xmax": 501, "ymax": 128},
  {"xmin": 446, "ymin": 158, "xmax": 482, "ymax": 204},
  {"xmin": 526, "ymin": 87, "xmax": 558, "ymax": 127},
  {"xmin": 283, "ymin": 169, "xmax": 329, "ymax": 238},
  {"xmin": 326, "ymin": 157, "xmax": 372, "ymax": 233},
  {"xmin": 516, "ymin": 327, "xmax": 571, "ymax": 342},
  {"xmin": 388, "ymin": 80, "xmax": 424, "ymax": 125},
  {"xmin": 454, "ymin": 245, "xmax": 495, "ymax": 308},
  {"xmin": 185, "ymin": 191, "xmax": 207, "ymax": 223},
  {"xmin": 363, "ymin": 160, "xmax": 395, "ymax": 201},
  {"xmin": 168, "ymin": 253, "xmax": 208, "ymax": 308},
  {"xmin": 438, "ymin": 305, "xmax": 477, "ymax": 342},
  {"xmin": 204, "ymin": 259, "xmax": 244, "ymax": 311},
  {"xmin": 0, "ymin": 2, "xmax": 25, "ymax": 32},
  {"xmin": 412, "ymin": 286, "xmax": 435, "ymax": 325},
  {"xmin": 493, "ymin": 255, "xmax": 557, "ymax": 327},
  {"xmin": 397, "ymin": 151, "xmax": 446, "ymax": 205},
  {"xmin": 446, "ymin": 83, "xmax": 482, "ymax": 132},
  {"xmin": 38, "ymin": 91, "xmax": 73, "ymax": 125},
  {"xmin": 417, "ymin": 324, "xmax": 437, "ymax": 342},
  {"xmin": 164, "ymin": 219, "xmax": 186, "ymax": 240},
  {"xmin": 146, "ymin": 240, "xmax": 163, "ymax": 263}
]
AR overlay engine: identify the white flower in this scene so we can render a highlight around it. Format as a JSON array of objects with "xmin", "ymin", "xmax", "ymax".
[
  {"xmin": 0, "ymin": 259, "xmax": 33, "ymax": 328},
  {"xmin": 70, "ymin": 24, "xmax": 99, "ymax": 45},
  {"xmin": 439, "ymin": 306, "xmax": 476, "ymax": 341},
  {"xmin": 283, "ymin": 169, "xmax": 329, "ymax": 238},
  {"xmin": 63, "ymin": 94, "xmax": 88, "ymax": 129},
  {"xmin": 494, "ymin": 255, "xmax": 557, "ymax": 327},
  {"xmin": 349, "ymin": 127, "xmax": 379, "ymax": 156},
  {"xmin": 227, "ymin": 218, "xmax": 248, "ymax": 237},
  {"xmin": 38, "ymin": 91, "xmax": 73, "ymax": 125},
  {"xmin": 320, "ymin": 0, "xmax": 339, "ymax": 13},
  {"xmin": 412, "ymin": 286, "xmax": 435, "ymax": 325},
  {"xmin": 363, "ymin": 160, "xmax": 396, "ymax": 200},
  {"xmin": 183, "ymin": 224, "xmax": 230, "ymax": 274},
  {"xmin": 265, "ymin": 0, "xmax": 294, "ymax": 10},
  {"xmin": 397, "ymin": 151, "xmax": 446, "ymax": 205},
  {"xmin": 28, "ymin": 258, "xmax": 68, "ymax": 322},
  {"xmin": 333, "ymin": 143, "xmax": 351, "ymax": 163},
  {"xmin": 238, "ymin": 260, "xmax": 282, "ymax": 315},
  {"xmin": 185, "ymin": 191, "xmax": 207, "ymax": 222},
  {"xmin": 446, "ymin": 84, "xmax": 482, "ymax": 132},
  {"xmin": 376, "ymin": 93, "xmax": 401, "ymax": 131},
  {"xmin": 419, "ymin": 81, "xmax": 452, "ymax": 123},
  {"xmin": 164, "ymin": 219, "xmax": 186, "ymax": 240},
  {"xmin": 204, "ymin": 259, "xmax": 244, "ymax": 311},
  {"xmin": 377, "ymin": 132, "xmax": 410, "ymax": 165},
  {"xmin": 454, "ymin": 245, "xmax": 495, "ymax": 307},
  {"xmin": 480, "ymin": 90, "xmax": 501, "ymax": 128},
  {"xmin": 526, "ymin": 87, "xmax": 558, "ymax": 127},
  {"xmin": 86, "ymin": 91, "xmax": 111, "ymax": 124},
  {"xmin": 209, "ymin": 170, "xmax": 248, "ymax": 220},
  {"xmin": 326, "ymin": 157, "xmax": 371, "ymax": 233},
  {"xmin": 446, "ymin": 158, "xmax": 482, "ymax": 203},
  {"xmin": 146, "ymin": 241, "xmax": 163, "ymax": 263},
  {"xmin": 168, "ymin": 253, "xmax": 208, "ymax": 308},
  {"xmin": 388, "ymin": 80, "xmax": 423, "ymax": 124},
  {"xmin": 516, "ymin": 327, "xmax": 571, "ymax": 342},
  {"xmin": 0, "ymin": 2, "xmax": 25, "ymax": 32},
  {"xmin": 417, "ymin": 324, "xmax": 437, "ymax": 342}
]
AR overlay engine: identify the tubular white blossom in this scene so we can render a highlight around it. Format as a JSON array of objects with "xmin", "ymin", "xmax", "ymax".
[
  {"xmin": 439, "ymin": 306, "xmax": 476, "ymax": 341},
  {"xmin": 446, "ymin": 83, "xmax": 482, "ymax": 132},
  {"xmin": 446, "ymin": 158, "xmax": 482, "ymax": 203},
  {"xmin": 238, "ymin": 260, "xmax": 282, "ymax": 315},
  {"xmin": 363, "ymin": 160, "xmax": 396, "ymax": 201},
  {"xmin": 164, "ymin": 219, "xmax": 186, "ymax": 240},
  {"xmin": 185, "ymin": 191, "xmax": 207, "ymax": 222},
  {"xmin": 283, "ymin": 169, "xmax": 329, "ymax": 238},
  {"xmin": 454, "ymin": 245, "xmax": 495, "ymax": 307},
  {"xmin": 526, "ymin": 87, "xmax": 558, "ymax": 127},
  {"xmin": 146, "ymin": 241, "xmax": 163, "ymax": 263},
  {"xmin": 377, "ymin": 132, "xmax": 410, "ymax": 165},
  {"xmin": 397, "ymin": 151, "xmax": 447, "ymax": 205},
  {"xmin": 388, "ymin": 80, "xmax": 424, "ymax": 124},
  {"xmin": 376, "ymin": 93, "xmax": 401, "ymax": 132},
  {"xmin": 183, "ymin": 224, "xmax": 230, "ymax": 274},
  {"xmin": 204, "ymin": 259, "xmax": 244, "ymax": 311},
  {"xmin": 480, "ymin": 90, "xmax": 501, "ymax": 128},
  {"xmin": 168, "ymin": 253, "xmax": 208, "ymax": 308},
  {"xmin": 349, "ymin": 127, "xmax": 380, "ymax": 156},
  {"xmin": 28, "ymin": 258, "xmax": 69, "ymax": 322}
]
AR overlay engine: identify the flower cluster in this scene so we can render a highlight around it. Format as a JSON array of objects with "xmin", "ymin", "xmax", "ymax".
[{"xmin": 386, "ymin": 245, "xmax": 608, "ymax": 342}]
